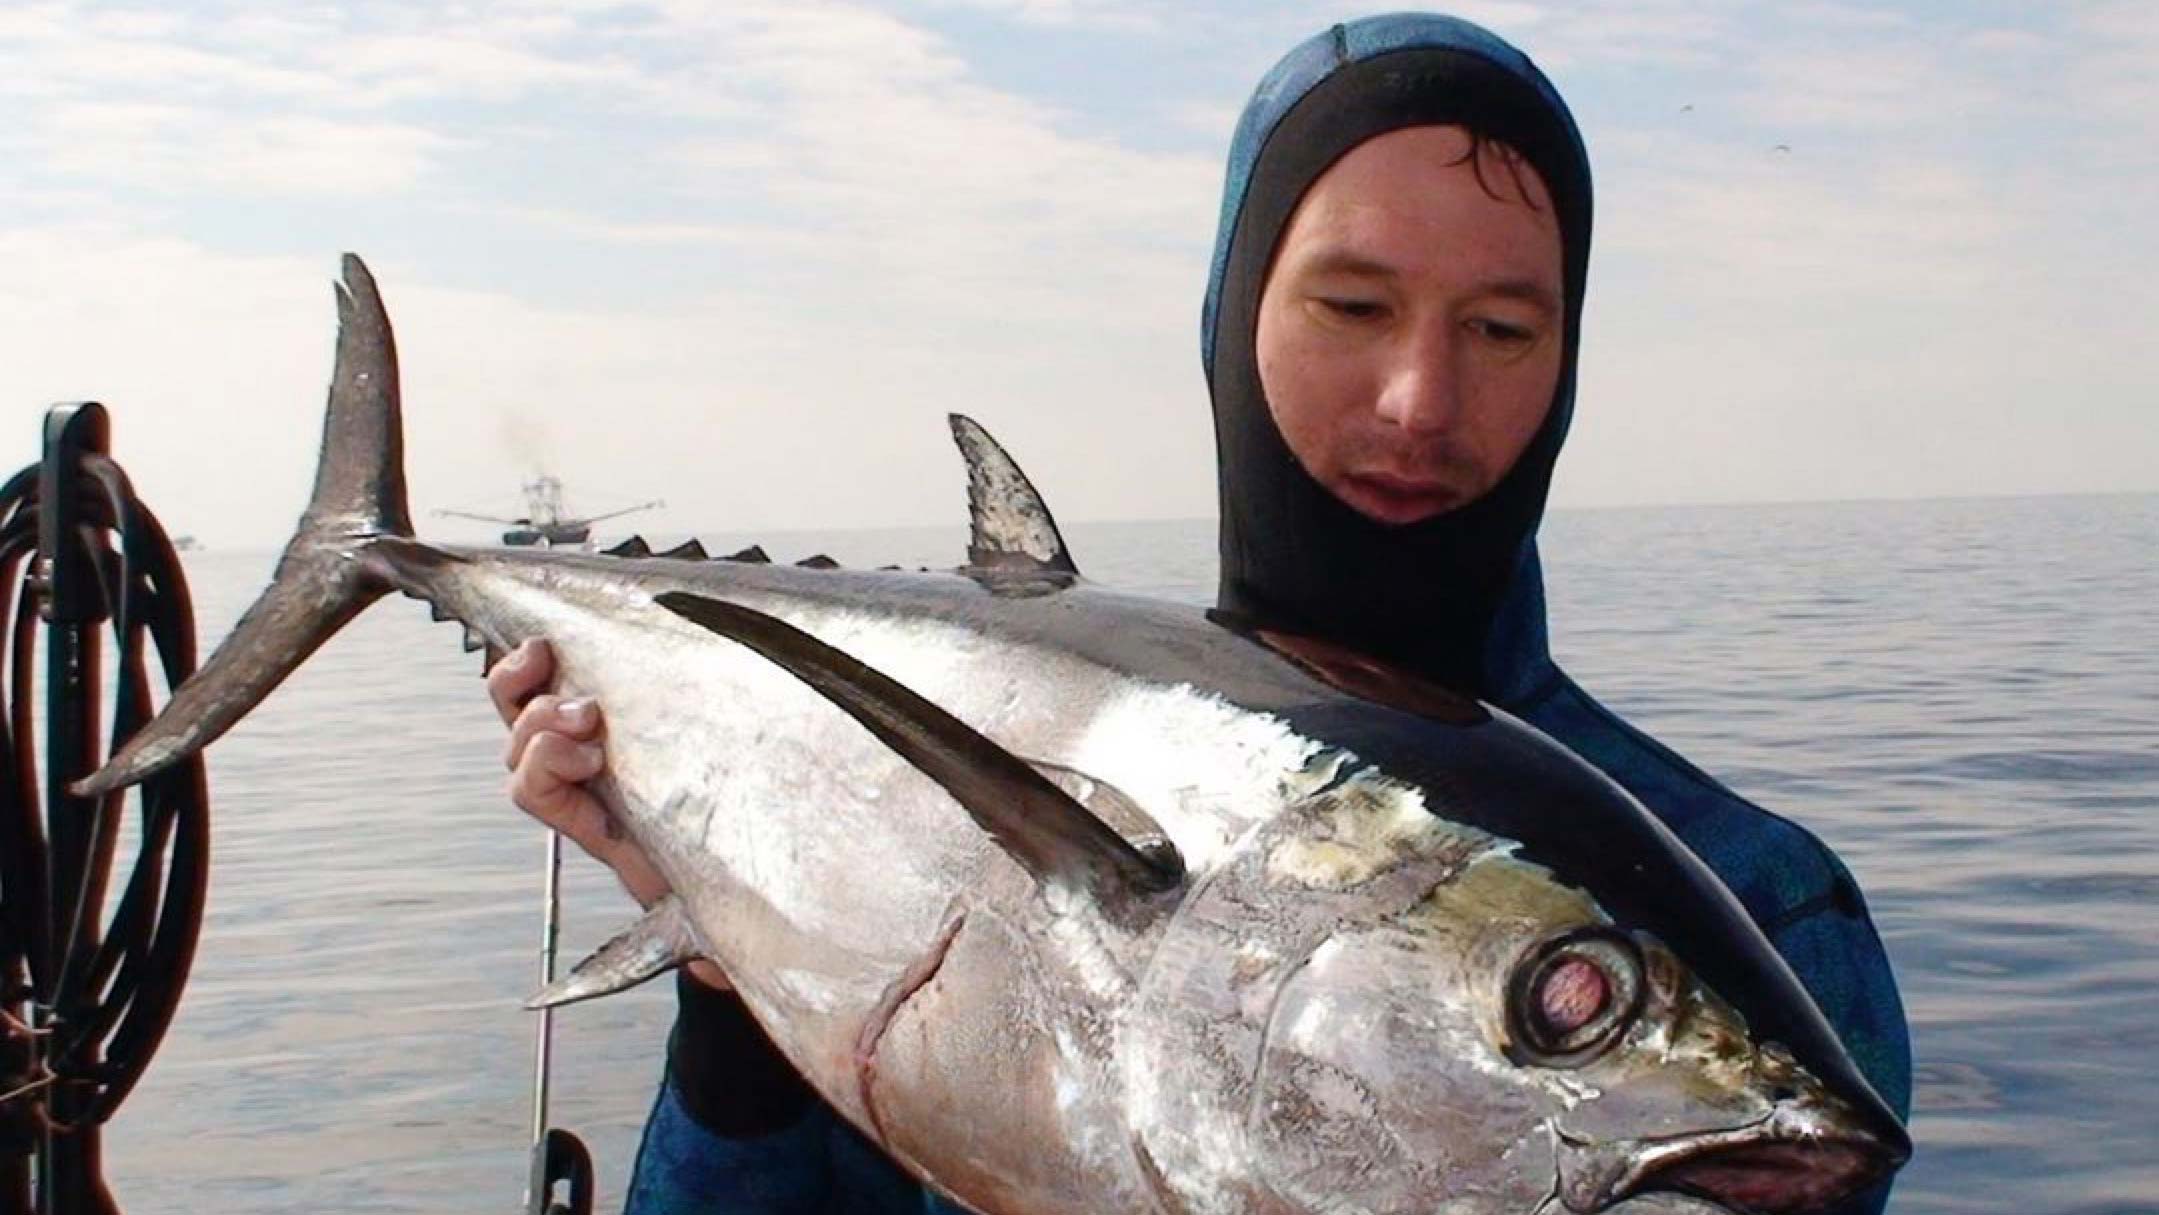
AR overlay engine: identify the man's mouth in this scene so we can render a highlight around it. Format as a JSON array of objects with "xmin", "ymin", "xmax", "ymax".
[{"xmin": 1336, "ymin": 470, "xmax": 1463, "ymax": 525}]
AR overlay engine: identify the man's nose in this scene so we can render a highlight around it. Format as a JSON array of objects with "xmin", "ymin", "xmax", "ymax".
[{"xmin": 1371, "ymin": 329, "xmax": 1460, "ymax": 434}]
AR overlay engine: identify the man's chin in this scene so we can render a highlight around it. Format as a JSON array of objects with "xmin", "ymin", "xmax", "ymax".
[{"xmin": 1333, "ymin": 473, "xmax": 1467, "ymax": 526}]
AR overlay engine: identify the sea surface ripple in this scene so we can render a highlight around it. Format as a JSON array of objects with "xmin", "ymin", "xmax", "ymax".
[{"xmin": 96, "ymin": 493, "xmax": 2157, "ymax": 1213}]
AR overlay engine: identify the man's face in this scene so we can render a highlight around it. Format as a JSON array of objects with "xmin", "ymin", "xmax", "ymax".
[{"xmin": 1256, "ymin": 125, "xmax": 1566, "ymax": 526}]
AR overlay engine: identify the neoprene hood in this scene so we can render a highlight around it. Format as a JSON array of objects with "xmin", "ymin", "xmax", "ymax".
[{"xmin": 1205, "ymin": 14, "xmax": 1592, "ymax": 699}]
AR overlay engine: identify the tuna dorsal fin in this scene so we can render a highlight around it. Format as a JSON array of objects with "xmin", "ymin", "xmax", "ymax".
[
  {"xmin": 659, "ymin": 538, "xmax": 709, "ymax": 561},
  {"xmin": 947, "ymin": 414, "xmax": 1077, "ymax": 575},
  {"xmin": 525, "ymin": 895, "xmax": 703, "ymax": 1010},
  {"xmin": 723, "ymin": 544, "xmax": 770, "ymax": 564},
  {"xmin": 655, "ymin": 591, "xmax": 1183, "ymax": 901},
  {"xmin": 605, "ymin": 535, "xmax": 652, "ymax": 558}
]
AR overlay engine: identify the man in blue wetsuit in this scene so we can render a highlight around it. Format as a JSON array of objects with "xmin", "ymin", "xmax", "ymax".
[{"xmin": 492, "ymin": 13, "xmax": 1912, "ymax": 1213}]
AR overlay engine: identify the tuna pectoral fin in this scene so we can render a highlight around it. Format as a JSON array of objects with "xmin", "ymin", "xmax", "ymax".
[
  {"xmin": 527, "ymin": 895, "xmax": 704, "ymax": 1010},
  {"xmin": 1025, "ymin": 758, "xmax": 1182, "ymax": 876},
  {"xmin": 74, "ymin": 254, "xmax": 415, "ymax": 798},
  {"xmin": 655, "ymin": 592, "xmax": 1184, "ymax": 902}
]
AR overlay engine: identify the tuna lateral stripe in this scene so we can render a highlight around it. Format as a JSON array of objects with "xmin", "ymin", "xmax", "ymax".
[{"xmin": 654, "ymin": 592, "xmax": 1183, "ymax": 899}]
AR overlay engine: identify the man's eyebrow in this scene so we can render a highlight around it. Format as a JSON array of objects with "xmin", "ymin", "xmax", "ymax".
[
  {"xmin": 1297, "ymin": 249, "xmax": 1398, "ymax": 280},
  {"xmin": 1482, "ymin": 278, "xmax": 1563, "ymax": 314}
]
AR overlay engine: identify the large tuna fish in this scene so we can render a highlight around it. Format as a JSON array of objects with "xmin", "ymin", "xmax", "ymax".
[{"xmin": 81, "ymin": 257, "xmax": 1908, "ymax": 1213}]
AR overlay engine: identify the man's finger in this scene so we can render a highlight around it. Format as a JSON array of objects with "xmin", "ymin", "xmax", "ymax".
[
  {"xmin": 503, "ymin": 695, "xmax": 564, "ymax": 770},
  {"xmin": 503, "ymin": 696, "xmax": 602, "ymax": 771},
  {"xmin": 507, "ymin": 733, "xmax": 610, "ymax": 835},
  {"xmin": 523, "ymin": 781, "xmax": 620, "ymax": 864},
  {"xmin": 488, "ymin": 639, "xmax": 554, "ymax": 725}
]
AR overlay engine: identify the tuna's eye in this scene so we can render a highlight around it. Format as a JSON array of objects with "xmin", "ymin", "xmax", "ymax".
[
  {"xmin": 1538, "ymin": 957, "xmax": 1608, "ymax": 1033},
  {"xmin": 1505, "ymin": 928, "xmax": 1645, "ymax": 1068}
]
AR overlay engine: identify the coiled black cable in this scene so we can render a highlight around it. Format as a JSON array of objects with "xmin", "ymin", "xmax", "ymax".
[{"xmin": 0, "ymin": 404, "xmax": 208, "ymax": 1215}]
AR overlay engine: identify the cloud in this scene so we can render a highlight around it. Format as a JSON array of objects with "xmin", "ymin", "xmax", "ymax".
[
  {"xmin": 592, "ymin": 0, "xmax": 1221, "ymax": 322},
  {"xmin": 0, "ymin": 9, "xmax": 332, "ymax": 105},
  {"xmin": 324, "ymin": 30, "xmax": 622, "ymax": 105},
  {"xmin": 0, "ymin": 0, "xmax": 1238, "ymax": 547},
  {"xmin": 24, "ymin": 103, "xmax": 455, "ymax": 195},
  {"xmin": 1599, "ymin": 132, "xmax": 2013, "ymax": 298},
  {"xmin": 3, "ymin": 0, "xmax": 1219, "ymax": 306},
  {"xmin": 1534, "ymin": 0, "xmax": 2158, "ymax": 509},
  {"xmin": 1962, "ymin": 27, "xmax": 2052, "ymax": 56},
  {"xmin": 0, "ymin": 229, "xmax": 339, "ymax": 537},
  {"xmin": 0, "ymin": 2, "xmax": 640, "ymax": 129},
  {"xmin": 1444, "ymin": 0, "xmax": 1736, "ymax": 68},
  {"xmin": 487, "ymin": 204, "xmax": 821, "ymax": 251},
  {"xmin": 916, "ymin": 0, "xmax": 1163, "ymax": 31},
  {"xmin": 0, "ymin": 0, "xmax": 2150, "ymax": 545},
  {"xmin": 1166, "ymin": 99, "xmax": 1241, "ymax": 141},
  {"xmin": 2070, "ymin": 0, "xmax": 2159, "ymax": 129},
  {"xmin": 0, "ymin": 4, "xmax": 596, "ymax": 196},
  {"xmin": 1740, "ymin": 43, "xmax": 2002, "ymax": 132}
]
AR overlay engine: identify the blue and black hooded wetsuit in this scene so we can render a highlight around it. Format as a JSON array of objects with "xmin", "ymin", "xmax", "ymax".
[
  {"xmin": 1199, "ymin": 14, "xmax": 1912, "ymax": 1212},
  {"xmin": 624, "ymin": 14, "xmax": 1912, "ymax": 1214}
]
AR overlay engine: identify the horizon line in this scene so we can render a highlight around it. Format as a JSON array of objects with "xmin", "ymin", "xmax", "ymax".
[{"xmin": 184, "ymin": 487, "xmax": 2154, "ymax": 551}]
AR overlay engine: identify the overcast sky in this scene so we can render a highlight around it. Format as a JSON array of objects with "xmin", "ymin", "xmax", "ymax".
[{"xmin": 2, "ymin": 0, "xmax": 2152, "ymax": 547}]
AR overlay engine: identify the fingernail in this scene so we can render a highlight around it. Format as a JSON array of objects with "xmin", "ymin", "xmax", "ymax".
[{"xmin": 561, "ymin": 698, "xmax": 595, "ymax": 726}]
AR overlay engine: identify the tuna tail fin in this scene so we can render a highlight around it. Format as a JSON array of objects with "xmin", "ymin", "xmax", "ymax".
[{"xmin": 74, "ymin": 254, "xmax": 411, "ymax": 798}]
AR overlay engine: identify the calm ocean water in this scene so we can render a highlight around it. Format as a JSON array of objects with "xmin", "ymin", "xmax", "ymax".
[{"xmin": 92, "ymin": 493, "xmax": 2156, "ymax": 1213}]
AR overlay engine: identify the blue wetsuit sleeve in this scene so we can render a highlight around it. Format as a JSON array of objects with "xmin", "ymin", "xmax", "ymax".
[
  {"xmin": 624, "ymin": 974, "xmax": 947, "ymax": 1214},
  {"xmin": 626, "ymin": 1074, "xmax": 832, "ymax": 1214},
  {"xmin": 626, "ymin": 1074, "xmax": 963, "ymax": 1215},
  {"xmin": 661, "ymin": 974, "xmax": 819, "ymax": 1136},
  {"xmin": 1519, "ymin": 679, "xmax": 1911, "ymax": 1215}
]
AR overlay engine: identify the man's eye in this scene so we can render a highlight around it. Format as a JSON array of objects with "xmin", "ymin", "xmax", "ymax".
[
  {"xmin": 1469, "ymin": 318, "xmax": 1537, "ymax": 345},
  {"xmin": 1317, "ymin": 297, "xmax": 1387, "ymax": 321}
]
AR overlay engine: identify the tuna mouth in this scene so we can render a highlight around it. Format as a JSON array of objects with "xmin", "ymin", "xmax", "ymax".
[
  {"xmin": 1632, "ymin": 1134, "xmax": 1897, "ymax": 1213},
  {"xmin": 1556, "ymin": 1100, "xmax": 1907, "ymax": 1214}
]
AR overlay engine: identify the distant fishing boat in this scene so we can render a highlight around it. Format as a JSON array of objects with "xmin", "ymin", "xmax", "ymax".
[{"xmin": 435, "ymin": 474, "xmax": 661, "ymax": 549}]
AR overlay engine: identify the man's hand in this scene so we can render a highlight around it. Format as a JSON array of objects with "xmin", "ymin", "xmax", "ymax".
[{"xmin": 491, "ymin": 638, "xmax": 732, "ymax": 990}]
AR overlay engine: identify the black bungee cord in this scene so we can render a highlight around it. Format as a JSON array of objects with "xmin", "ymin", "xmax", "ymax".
[
  {"xmin": 0, "ymin": 403, "xmax": 595, "ymax": 1213},
  {"xmin": 0, "ymin": 403, "xmax": 209, "ymax": 1215}
]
